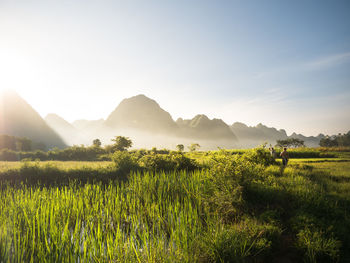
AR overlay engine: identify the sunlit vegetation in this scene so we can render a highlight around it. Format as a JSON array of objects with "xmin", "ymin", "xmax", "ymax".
[{"xmin": 0, "ymin": 146, "xmax": 349, "ymax": 262}]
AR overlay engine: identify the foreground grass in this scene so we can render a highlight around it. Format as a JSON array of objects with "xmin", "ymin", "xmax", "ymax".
[
  {"xmin": 0, "ymin": 149, "xmax": 349, "ymax": 262},
  {"xmin": 0, "ymin": 171, "xmax": 211, "ymax": 262},
  {"xmin": 0, "ymin": 161, "xmax": 113, "ymax": 172}
]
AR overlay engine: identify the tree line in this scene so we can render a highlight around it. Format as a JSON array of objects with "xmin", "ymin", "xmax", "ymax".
[
  {"xmin": 319, "ymin": 131, "xmax": 350, "ymax": 147},
  {"xmin": 0, "ymin": 135, "xmax": 204, "ymax": 161}
]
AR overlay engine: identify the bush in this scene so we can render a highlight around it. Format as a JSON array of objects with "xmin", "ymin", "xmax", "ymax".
[
  {"xmin": 204, "ymin": 149, "xmax": 271, "ymax": 222},
  {"xmin": 111, "ymin": 151, "xmax": 139, "ymax": 172},
  {"xmin": 242, "ymin": 147, "xmax": 276, "ymax": 166},
  {"xmin": 209, "ymin": 151, "xmax": 266, "ymax": 185},
  {"xmin": 138, "ymin": 153, "xmax": 199, "ymax": 171}
]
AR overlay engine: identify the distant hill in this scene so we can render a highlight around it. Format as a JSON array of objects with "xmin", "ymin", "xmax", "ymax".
[
  {"xmin": 2, "ymin": 91, "xmax": 328, "ymax": 149},
  {"xmin": 104, "ymin": 95, "xmax": 238, "ymax": 142},
  {"xmin": 45, "ymin": 114, "xmax": 85, "ymax": 145},
  {"xmin": 231, "ymin": 122, "xmax": 287, "ymax": 141},
  {"xmin": 105, "ymin": 95, "xmax": 178, "ymax": 133},
  {"xmin": 289, "ymin": 132, "xmax": 325, "ymax": 147},
  {"xmin": 231, "ymin": 122, "xmax": 323, "ymax": 147},
  {"xmin": 0, "ymin": 90, "xmax": 66, "ymax": 149},
  {"xmin": 177, "ymin": 114, "xmax": 237, "ymax": 141}
]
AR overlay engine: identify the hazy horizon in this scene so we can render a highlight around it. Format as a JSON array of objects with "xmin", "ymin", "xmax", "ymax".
[{"xmin": 1, "ymin": 0, "xmax": 349, "ymax": 137}]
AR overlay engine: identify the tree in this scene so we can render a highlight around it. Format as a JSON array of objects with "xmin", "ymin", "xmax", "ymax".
[
  {"xmin": 319, "ymin": 132, "xmax": 350, "ymax": 147},
  {"xmin": 110, "ymin": 136, "xmax": 133, "ymax": 152},
  {"xmin": 319, "ymin": 137, "xmax": 337, "ymax": 147},
  {"xmin": 276, "ymin": 138, "xmax": 305, "ymax": 148},
  {"xmin": 92, "ymin": 139, "xmax": 102, "ymax": 147},
  {"xmin": 176, "ymin": 144, "xmax": 184, "ymax": 152},
  {"xmin": 188, "ymin": 143, "xmax": 200, "ymax": 152}
]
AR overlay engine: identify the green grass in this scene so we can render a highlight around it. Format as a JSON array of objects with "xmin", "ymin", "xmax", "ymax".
[
  {"xmin": 0, "ymin": 148, "xmax": 350, "ymax": 262},
  {"xmin": 286, "ymin": 158, "xmax": 350, "ymax": 163},
  {"xmin": 0, "ymin": 161, "xmax": 113, "ymax": 172},
  {"xmin": 0, "ymin": 171, "xmax": 211, "ymax": 262}
]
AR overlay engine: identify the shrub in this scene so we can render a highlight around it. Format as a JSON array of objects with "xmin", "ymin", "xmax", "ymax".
[
  {"xmin": 242, "ymin": 147, "xmax": 276, "ymax": 166},
  {"xmin": 205, "ymin": 149, "xmax": 271, "ymax": 221},
  {"xmin": 138, "ymin": 153, "xmax": 199, "ymax": 171},
  {"xmin": 111, "ymin": 151, "xmax": 139, "ymax": 172},
  {"xmin": 209, "ymin": 152, "xmax": 266, "ymax": 185}
]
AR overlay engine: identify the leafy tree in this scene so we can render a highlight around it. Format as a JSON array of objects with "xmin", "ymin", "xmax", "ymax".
[
  {"xmin": 188, "ymin": 143, "xmax": 200, "ymax": 152},
  {"xmin": 110, "ymin": 136, "xmax": 133, "ymax": 152},
  {"xmin": 276, "ymin": 138, "xmax": 305, "ymax": 148},
  {"xmin": 92, "ymin": 139, "xmax": 102, "ymax": 147},
  {"xmin": 319, "ymin": 137, "xmax": 337, "ymax": 147},
  {"xmin": 176, "ymin": 144, "xmax": 184, "ymax": 152}
]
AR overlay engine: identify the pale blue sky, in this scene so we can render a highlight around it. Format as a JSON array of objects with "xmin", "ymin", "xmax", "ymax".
[{"xmin": 0, "ymin": 0, "xmax": 349, "ymax": 136}]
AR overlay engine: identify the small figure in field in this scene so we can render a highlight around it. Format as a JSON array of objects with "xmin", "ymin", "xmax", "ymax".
[
  {"xmin": 280, "ymin": 147, "xmax": 289, "ymax": 166},
  {"xmin": 269, "ymin": 147, "xmax": 276, "ymax": 160}
]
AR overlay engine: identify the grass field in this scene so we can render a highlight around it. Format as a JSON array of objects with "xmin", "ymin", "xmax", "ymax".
[
  {"xmin": 0, "ymin": 148, "xmax": 349, "ymax": 262},
  {"xmin": 0, "ymin": 161, "xmax": 113, "ymax": 171}
]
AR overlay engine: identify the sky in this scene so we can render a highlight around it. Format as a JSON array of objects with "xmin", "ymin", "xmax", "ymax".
[{"xmin": 0, "ymin": 0, "xmax": 349, "ymax": 136}]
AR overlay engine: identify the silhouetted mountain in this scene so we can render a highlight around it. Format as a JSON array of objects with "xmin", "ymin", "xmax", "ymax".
[
  {"xmin": 45, "ymin": 114, "xmax": 84, "ymax": 145},
  {"xmin": 0, "ymin": 90, "xmax": 66, "ymax": 149},
  {"xmin": 256, "ymin": 123, "xmax": 288, "ymax": 140},
  {"xmin": 105, "ymin": 95, "xmax": 178, "ymax": 133},
  {"xmin": 177, "ymin": 115, "xmax": 237, "ymax": 141}
]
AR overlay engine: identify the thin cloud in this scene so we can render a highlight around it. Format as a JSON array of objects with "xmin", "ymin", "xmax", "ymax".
[
  {"xmin": 254, "ymin": 51, "xmax": 350, "ymax": 79},
  {"xmin": 304, "ymin": 52, "xmax": 350, "ymax": 71}
]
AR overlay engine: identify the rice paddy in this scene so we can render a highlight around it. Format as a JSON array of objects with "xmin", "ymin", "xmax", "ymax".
[{"xmin": 0, "ymin": 148, "xmax": 349, "ymax": 262}]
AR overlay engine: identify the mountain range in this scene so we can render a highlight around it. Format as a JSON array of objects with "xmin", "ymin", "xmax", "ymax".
[{"xmin": 1, "ymin": 92, "xmax": 326, "ymax": 149}]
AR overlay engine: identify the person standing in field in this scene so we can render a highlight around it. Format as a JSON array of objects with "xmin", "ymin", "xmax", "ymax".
[
  {"xmin": 280, "ymin": 147, "xmax": 289, "ymax": 166},
  {"xmin": 269, "ymin": 147, "xmax": 276, "ymax": 160}
]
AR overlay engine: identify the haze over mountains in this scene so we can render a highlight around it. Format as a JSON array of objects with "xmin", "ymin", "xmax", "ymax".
[
  {"xmin": 230, "ymin": 122, "xmax": 324, "ymax": 148},
  {"xmin": 0, "ymin": 90, "xmax": 66, "ymax": 149},
  {"xmin": 1, "ymin": 92, "xmax": 326, "ymax": 150},
  {"xmin": 105, "ymin": 95, "xmax": 177, "ymax": 133}
]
